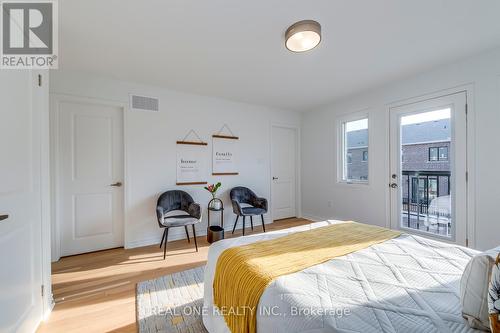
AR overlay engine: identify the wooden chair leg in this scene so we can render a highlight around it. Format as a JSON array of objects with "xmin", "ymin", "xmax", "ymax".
[
  {"xmin": 250, "ymin": 216, "xmax": 254, "ymax": 230},
  {"xmin": 242, "ymin": 216, "xmax": 246, "ymax": 236},
  {"xmin": 232, "ymin": 216, "xmax": 239, "ymax": 234},
  {"xmin": 192, "ymin": 224, "xmax": 198, "ymax": 252},
  {"xmin": 261, "ymin": 215, "xmax": 266, "ymax": 232},
  {"xmin": 159, "ymin": 228, "xmax": 166, "ymax": 248},
  {"xmin": 184, "ymin": 225, "xmax": 190, "ymax": 243},
  {"xmin": 163, "ymin": 228, "xmax": 169, "ymax": 259}
]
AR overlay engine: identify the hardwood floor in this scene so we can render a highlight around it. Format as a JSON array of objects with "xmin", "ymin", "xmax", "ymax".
[{"xmin": 37, "ymin": 218, "xmax": 311, "ymax": 333}]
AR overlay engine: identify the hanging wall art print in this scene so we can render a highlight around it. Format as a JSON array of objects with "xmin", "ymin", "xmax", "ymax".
[
  {"xmin": 176, "ymin": 131, "xmax": 208, "ymax": 185},
  {"xmin": 212, "ymin": 133, "xmax": 239, "ymax": 175}
]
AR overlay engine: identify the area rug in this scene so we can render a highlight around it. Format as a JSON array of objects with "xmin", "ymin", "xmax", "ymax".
[{"xmin": 136, "ymin": 266, "xmax": 208, "ymax": 333}]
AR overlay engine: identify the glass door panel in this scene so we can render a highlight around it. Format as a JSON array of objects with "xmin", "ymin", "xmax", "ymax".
[{"xmin": 389, "ymin": 92, "xmax": 467, "ymax": 244}]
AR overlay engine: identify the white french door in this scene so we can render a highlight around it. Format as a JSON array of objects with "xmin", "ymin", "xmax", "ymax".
[
  {"xmin": 271, "ymin": 126, "xmax": 297, "ymax": 220},
  {"xmin": 389, "ymin": 92, "xmax": 467, "ymax": 245},
  {"xmin": 56, "ymin": 99, "xmax": 124, "ymax": 256}
]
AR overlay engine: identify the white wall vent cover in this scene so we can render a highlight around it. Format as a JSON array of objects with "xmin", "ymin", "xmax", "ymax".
[{"xmin": 129, "ymin": 94, "xmax": 159, "ymax": 112}]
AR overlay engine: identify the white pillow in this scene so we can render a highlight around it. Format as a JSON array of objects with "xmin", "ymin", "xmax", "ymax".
[
  {"xmin": 489, "ymin": 255, "xmax": 500, "ymax": 327},
  {"xmin": 461, "ymin": 247, "xmax": 500, "ymax": 331}
]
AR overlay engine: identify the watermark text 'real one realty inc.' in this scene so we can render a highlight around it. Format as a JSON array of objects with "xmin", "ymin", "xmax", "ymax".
[{"xmin": 1, "ymin": 0, "xmax": 58, "ymax": 69}]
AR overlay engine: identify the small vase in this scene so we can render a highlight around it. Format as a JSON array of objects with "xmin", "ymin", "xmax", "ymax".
[{"xmin": 209, "ymin": 198, "xmax": 222, "ymax": 210}]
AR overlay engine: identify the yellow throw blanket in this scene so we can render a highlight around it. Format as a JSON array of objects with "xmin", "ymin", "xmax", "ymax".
[{"xmin": 213, "ymin": 221, "xmax": 401, "ymax": 333}]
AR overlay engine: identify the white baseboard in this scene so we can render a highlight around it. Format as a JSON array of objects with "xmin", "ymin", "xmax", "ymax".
[
  {"xmin": 301, "ymin": 213, "xmax": 328, "ymax": 222},
  {"xmin": 302, "ymin": 212, "xmax": 348, "ymax": 222},
  {"xmin": 126, "ymin": 235, "xmax": 163, "ymax": 249},
  {"xmin": 125, "ymin": 216, "xmax": 274, "ymax": 249}
]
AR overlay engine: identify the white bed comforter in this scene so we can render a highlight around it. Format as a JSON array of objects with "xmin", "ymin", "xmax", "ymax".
[{"xmin": 203, "ymin": 220, "xmax": 480, "ymax": 333}]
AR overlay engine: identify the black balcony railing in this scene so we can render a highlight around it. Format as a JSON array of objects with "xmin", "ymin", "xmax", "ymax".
[{"xmin": 401, "ymin": 171, "xmax": 451, "ymax": 235}]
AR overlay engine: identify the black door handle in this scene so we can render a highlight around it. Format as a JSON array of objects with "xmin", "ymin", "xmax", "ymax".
[{"xmin": 0, "ymin": 214, "xmax": 9, "ymax": 222}]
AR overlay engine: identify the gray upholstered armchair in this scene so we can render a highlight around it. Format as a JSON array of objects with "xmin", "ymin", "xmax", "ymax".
[
  {"xmin": 156, "ymin": 190, "xmax": 201, "ymax": 259},
  {"xmin": 230, "ymin": 186, "xmax": 267, "ymax": 236}
]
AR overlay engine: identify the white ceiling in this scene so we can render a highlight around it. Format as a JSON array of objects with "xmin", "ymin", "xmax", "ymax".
[{"xmin": 59, "ymin": 0, "xmax": 500, "ymax": 111}]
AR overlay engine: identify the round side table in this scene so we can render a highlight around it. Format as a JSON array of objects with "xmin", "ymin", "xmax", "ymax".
[{"xmin": 207, "ymin": 198, "xmax": 224, "ymax": 243}]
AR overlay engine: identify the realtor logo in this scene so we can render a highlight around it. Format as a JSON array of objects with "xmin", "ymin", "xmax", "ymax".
[{"xmin": 1, "ymin": 0, "xmax": 58, "ymax": 68}]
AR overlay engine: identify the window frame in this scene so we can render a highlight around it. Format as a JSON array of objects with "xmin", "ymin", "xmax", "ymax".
[
  {"xmin": 429, "ymin": 146, "xmax": 448, "ymax": 161},
  {"xmin": 438, "ymin": 146, "xmax": 448, "ymax": 161},
  {"xmin": 337, "ymin": 113, "xmax": 370, "ymax": 185},
  {"xmin": 429, "ymin": 147, "xmax": 439, "ymax": 161}
]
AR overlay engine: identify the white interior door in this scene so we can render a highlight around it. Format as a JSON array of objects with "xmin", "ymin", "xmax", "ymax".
[
  {"xmin": 271, "ymin": 126, "xmax": 297, "ymax": 220},
  {"xmin": 57, "ymin": 100, "xmax": 124, "ymax": 256},
  {"xmin": 0, "ymin": 71, "xmax": 44, "ymax": 332},
  {"xmin": 389, "ymin": 92, "xmax": 467, "ymax": 245}
]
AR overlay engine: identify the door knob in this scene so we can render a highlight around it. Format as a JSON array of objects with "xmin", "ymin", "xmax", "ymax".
[
  {"xmin": 0, "ymin": 214, "xmax": 9, "ymax": 222},
  {"xmin": 272, "ymin": 177, "xmax": 278, "ymax": 180},
  {"xmin": 109, "ymin": 182, "xmax": 123, "ymax": 187},
  {"xmin": 389, "ymin": 183, "xmax": 398, "ymax": 188}
]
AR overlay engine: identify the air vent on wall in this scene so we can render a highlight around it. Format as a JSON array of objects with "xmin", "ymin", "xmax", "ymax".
[{"xmin": 129, "ymin": 94, "xmax": 159, "ymax": 112}]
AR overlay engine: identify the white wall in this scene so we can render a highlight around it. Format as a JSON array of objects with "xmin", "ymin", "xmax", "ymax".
[
  {"xmin": 50, "ymin": 70, "xmax": 301, "ymax": 255},
  {"xmin": 301, "ymin": 46, "xmax": 500, "ymax": 250}
]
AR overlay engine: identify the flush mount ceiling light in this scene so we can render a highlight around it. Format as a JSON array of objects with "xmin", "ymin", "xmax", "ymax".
[{"xmin": 285, "ymin": 20, "xmax": 321, "ymax": 52}]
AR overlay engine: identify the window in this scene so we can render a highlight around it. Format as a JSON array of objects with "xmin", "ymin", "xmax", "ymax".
[
  {"xmin": 411, "ymin": 177, "xmax": 431, "ymax": 204},
  {"xmin": 438, "ymin": 147, "xmax": 448, "ymax": 160},
  {"xmin": 411, "ymin": 177, "xmax": 426, "ymax": 203},
  {"xmin": 428, "ymin": 178, "xmax": 438, "ymax": 201},
  {"xmin": 340, "ymin": 117, "xmax": 368, "ymax": 183},
  {"xmin": 429, "ymin": 146, "xmax": 448, "ymax": 161},
  {"xmin": 362, "ymin": 150, "xmax": 368, "ymax": 161},
  {"xmin": 410, "ymin": 176, "xmax": 438, "ymax": 205},
  {"xmin": 429, "ymin": 147, "xmax": 438, "ymax": 161}
]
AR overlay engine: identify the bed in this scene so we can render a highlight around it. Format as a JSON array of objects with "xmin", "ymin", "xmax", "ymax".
[{"xmin": 203, "ymin": 220, "xmax": 481, "ymax": 333}]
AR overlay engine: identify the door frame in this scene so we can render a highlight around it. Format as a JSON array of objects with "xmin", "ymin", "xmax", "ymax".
[
  {"xmin": 37, "ymin": 70, "xmax": 54, "ymax": 320},
  {"xmin": 269, "ymin": 123, "xmax": 301, "ymax": 222},
  {"xmin": 50, "ymin": 94, "xmax": 128, "ymax": 261},
  {"xmin": 386, "ymin": 84, "xmax": 476, "ymax": 248}
]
